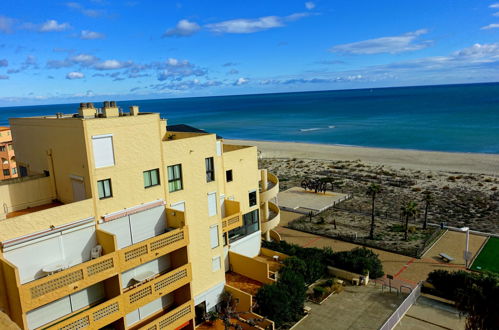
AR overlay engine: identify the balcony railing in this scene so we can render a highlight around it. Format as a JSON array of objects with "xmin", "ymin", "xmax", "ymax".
[
  {"xmin": 222, "ymin": 200, "xmax": 242, "ymax": 233},
  {"xmin": 119, "ymin": 227, "xmax": 189, "ymax": 272},
  {"xmin": 261, "ymin": 201, "xmax": 280, "ymax": 234},
  {"xmin": 20, "ymin": 254, "xmax": 119, "ymax": 312},
  {"xmin": 123, "ymin": 264, "xmax": 191, "ymax": 313},
  {"xmin": 259, "ymin": 172, "xmax": 279, "ymax": 203},
  {"xmin": 137, "ymin": 301, "xmax": 194, "ymax": 330},
  {"xmin": 45, "ymin": 296, "xmax": 124, "ymax": 330},
  {"xmin": 12, "ymin": 226, "xmax": 188, "ymax": 313}
]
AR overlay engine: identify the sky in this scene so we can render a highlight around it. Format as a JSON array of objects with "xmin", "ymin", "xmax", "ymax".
[{"xmin": 0, "ymin": 0, "xmax": 499, "ymax": 106}]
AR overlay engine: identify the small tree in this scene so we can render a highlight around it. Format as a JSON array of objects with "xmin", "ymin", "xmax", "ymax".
[
  {"xmin": 401, "ymin": 201, "xmax": 418, "ymax": 241},
  {"xmin": 422, "ymin": 191, "xmax": 433, "ymax": 230},
  {"xmin": 366, "ymin": 183, "xmax": 382, "ymax": 239}
]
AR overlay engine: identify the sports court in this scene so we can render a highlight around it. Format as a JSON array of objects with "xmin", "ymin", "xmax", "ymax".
[{"xmin": 470, "ymin": 237, "xmax": 499, "ymax": 274}]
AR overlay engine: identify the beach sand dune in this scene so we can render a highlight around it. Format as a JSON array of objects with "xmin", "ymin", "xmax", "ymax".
[{"xmin": 227, "ymin": 140, "xmax": 499, "ymax": 175}]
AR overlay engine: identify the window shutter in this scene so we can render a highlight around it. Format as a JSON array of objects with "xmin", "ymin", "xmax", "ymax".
[
  {"xmin": 210, "ymin": 225, "xmax": 219, "ymax": 249},
  {"xmin": 92, "ymin": 135, "xmax": 115, "ymax": 168},
  {"xmin": 208, "ymin": 192, "xmax": 217, "ymax": 216},
  {"xmin": 212, "ymin": 256, "xmax": 221, "ymax": 272}
]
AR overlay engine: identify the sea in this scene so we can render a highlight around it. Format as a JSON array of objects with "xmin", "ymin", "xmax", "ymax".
[{"xmin": 1, "ymin": 82, "xmax": 498, "ymax": 154}]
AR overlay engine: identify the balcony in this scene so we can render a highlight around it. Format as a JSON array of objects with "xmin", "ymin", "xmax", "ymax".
[
  {"xmin": 136, "ymin": 301, "xmax": 194, "ymax": 330},
  {"xmin": 44, "ymin": 296, "xmax": 124, "ymax": 330},
  {"xmin": 221, "ymin": 200, "xmax": 242, "ymax": 233},
  {"xmin": 19, "ymin": 252, "xmax": 119, "ymax": 312},
  {"xmin": 119, "ymin": 227, "xmax": 189, "ymax": 271},
  {"xmin": 260, "ymin": 201, "xmax": 280, "ymax": 234},
  {"xmin": 123, "ymin": 264, "xmax": 192, "ymax": 313},
  {"xmin": 259, "ymin": 171, "xmax": 279, "ymax": 203}
]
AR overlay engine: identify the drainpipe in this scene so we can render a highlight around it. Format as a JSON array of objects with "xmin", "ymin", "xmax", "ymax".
[{"xmin": 47, "ymin": 149, "xmax": 59, "ymax": 200}]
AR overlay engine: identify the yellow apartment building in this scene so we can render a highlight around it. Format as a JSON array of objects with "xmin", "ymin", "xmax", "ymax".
[{"xmin": 0, "ymin": 102, "xmax": 281, "ymax": 330}]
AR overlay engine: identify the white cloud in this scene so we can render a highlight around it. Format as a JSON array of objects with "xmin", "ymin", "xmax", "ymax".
[
  {"xmin": 40, "ymin": 20, "xmax": 71, "ymax": 32},
  {"xmin": 70, "ymin": 54, "xmax": 99, "ymax": 65},
  {"xmin": 79, "ymin": 30, "xmax": 105, "ymax": 39},
  {"xmin": 305, "ymin": 2, "xmax": 315, "ymax": 10},
  {"xmin": 233, "ymin": 77, "xmax": 249, "ymax": 85},
  {"xmin": 330, "ymin": 29, "xmax": 431, "ymax": 54},
  {"xmin": 206, "ymin": 13, "xmax": 309, "ymax": 34},
  {"xmin": 66, "ymin": 2, "xmax": 104, "ymax": 17},
  {"xmin": 481, "ymin": 23, "xmax": 499, "ymax": 30},
  {"xmin": 0, "ymin": 16, "xmax": 15, "ymax": 33},
  {"xmin": 164, "ymin": 19, "xmax": 200, "ymax": 37},
  {"xmin": 93, "ymin": 59, "xmax": 133, "ymax": 70},
  {"xmin": 156, "ymin": 58, "xmax": 206, "ymax": 80},
  {"xmin": 490, "ymin": 3, "xmax": 499, "ymax": 8},
  {"xmin": 493, "ymin": 12, "xmax": 499, "ymax": 16},
  {"xmin": 66, "ymin": 71, "xmax": 84, "ymax": 79}
]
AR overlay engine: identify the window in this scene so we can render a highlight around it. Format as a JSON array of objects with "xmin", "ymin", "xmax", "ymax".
[
  {"xmin": 97, "ymin": 179, "xmax": 112, "ymax": 199},
  {"xmin": 212, "ymin": 256, "xmax": 221, "ymax": 272},
  {"xmin": 143, "ymin": 169, "xmax": 160, "ymax": 188},
  {"xmin": 12, "ymin": 168, "xmax": 17, "ymax": 175},
  {"xmin": 210, "ymin": 225, "xmax": 219, "ymax": 249},
  {"xmin": 249, "ymin": 190, "xmax": 257, "ymax": 207},
  {"xmin": 0, "ymin": 146, "xmax": 5, "ymax": 152},
  {"xmin": 92, "ymin": 134, "xmax": 115, "ymax": 168},
  {"xmin": 226, "ymin": 170, "xmax": 233, "ymax": 182},
  {"xmin": 167, "ymin": 164, "xmax": 182, "ymax": 192},
  {"xmin": 228, "ymin": 210, "xmax": 260, "ymax": 242},
  {"xmin": 205, "ymin": 157, "xmax": 215, "ymax": 182},
  {"xmin": 207, "ymin": 192, "xmax": 217, "ymax": 217},
  {"xmin": 3, "ymin": 169, "xmax": 9, "ymax": 176},
  {"xmin": 19, "ymin": 166, "xmax": 27, "ymax": 177}
]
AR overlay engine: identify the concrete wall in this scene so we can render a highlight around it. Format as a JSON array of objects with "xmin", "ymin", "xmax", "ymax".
[{"xmin": 193, "ymin": 281, "xmax": 225, "ymax": 312}]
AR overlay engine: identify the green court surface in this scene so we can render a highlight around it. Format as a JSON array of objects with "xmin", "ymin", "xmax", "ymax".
[{"xmin": 470, "ymin": 237, "xmax": 499, "ymax": 274}]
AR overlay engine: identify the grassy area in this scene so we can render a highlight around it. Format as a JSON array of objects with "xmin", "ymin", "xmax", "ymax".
[{"xmin": 470, "ymin": 237, "xmax": 499, "ymax": 274}]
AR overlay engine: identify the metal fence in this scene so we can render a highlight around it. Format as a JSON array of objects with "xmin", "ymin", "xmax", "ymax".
[{"xmin": 379, "ymin": 281, "xmax": 422, "ymax": 330}]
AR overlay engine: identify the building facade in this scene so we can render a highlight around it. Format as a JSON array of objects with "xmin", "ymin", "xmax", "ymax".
[
  {"xmin": 0, "ymin": 127, "xmax": 18, "ymax": 180},
  {"xmin": 0, "ymin": 102, "xmax": 280, "ymax": 330}
]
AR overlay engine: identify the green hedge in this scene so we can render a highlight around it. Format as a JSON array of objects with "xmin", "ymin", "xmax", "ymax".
[{"xmin": 327, "ymin": 247, "xmax": 384, "ymax": 279}]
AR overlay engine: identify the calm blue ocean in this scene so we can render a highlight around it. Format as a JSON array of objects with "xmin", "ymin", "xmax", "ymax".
[{"xmin": 1, "ymin": 83, "xmax": 499, "ymax": 154}]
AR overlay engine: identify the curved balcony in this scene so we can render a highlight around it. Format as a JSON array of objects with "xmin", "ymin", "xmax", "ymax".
[
  {"xmin": 260, "ymin": 172, "xmax": 279, "ymax": 203},
  {"xmin": 261, "ymin": 201, "xmax": 280, "ymax": 233}
]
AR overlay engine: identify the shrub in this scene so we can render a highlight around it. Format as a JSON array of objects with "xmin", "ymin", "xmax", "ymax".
[
  {"xmin": 313, "ymin": 286, "xmax": 326, "ymax": 297},
  {"xmin": 283, "ymin": 256, "xmax": 307, "ymax": 279},
  {"xmin": 327, "ymin": 247, "xmax": 384, "ymax": 279},
  {"xmin": 323, "ymin": 279, "xmax": 333, "ymax": 287}
]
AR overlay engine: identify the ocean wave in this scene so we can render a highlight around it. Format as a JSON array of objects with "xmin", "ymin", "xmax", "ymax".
[{"xmin": 300, "ymin": 125, "xmax": 336, "ymax": 132}]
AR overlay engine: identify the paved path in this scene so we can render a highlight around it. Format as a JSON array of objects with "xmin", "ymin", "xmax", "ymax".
[
  {"xmin": 296, "ymin": 283, "xmax": 404, "ymax": 330},
  {"xmin": 276, "ymin": 211, "xmax": 486, "ymax": 288}
]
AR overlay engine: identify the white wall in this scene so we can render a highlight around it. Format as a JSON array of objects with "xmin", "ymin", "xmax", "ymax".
[
  {"xmin": 194, "ymin": 281, "xmax": 225, "ymax": 312},
  {"xmin": 228, "ymin": 231, "xmax": 261, "ymax": 258}
]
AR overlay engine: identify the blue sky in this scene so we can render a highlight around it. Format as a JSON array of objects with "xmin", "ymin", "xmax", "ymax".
[{"xmin": 0, "ymin": 0, "xmax": 498, "ymax": 105}]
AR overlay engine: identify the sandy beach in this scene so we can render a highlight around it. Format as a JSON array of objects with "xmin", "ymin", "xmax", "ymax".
[{"xmin": 227, "ymin": 139, "xmax": 499, "ymax": 175}]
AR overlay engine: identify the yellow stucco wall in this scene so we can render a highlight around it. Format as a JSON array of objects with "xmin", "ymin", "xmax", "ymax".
[
  {"xmin": 162, "ymin": 134, "xmax": 225, "ymax": 297},
  {"xmin": 10, "ymin": 118, "xmax": 90, "ymax": 204},
  {"xmin": 83, "ymin": 114, "xmax": 166, "ymax": 217},
  {"xmin": 0, "ymin": 176, "xmax": 55, "ymax": 217}
]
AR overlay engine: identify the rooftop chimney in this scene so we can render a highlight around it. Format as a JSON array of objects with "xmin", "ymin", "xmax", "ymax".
[
  {"xmin": 129, "ymin": 105, "xmax": 139, "ymax": 116},
  {"xmin": 103, "ymin": 100, "xmax": 119, "ymax": 118},
  {"xmin": 79, "ymin": 101, "xmax": 97, "ymax": 118}
]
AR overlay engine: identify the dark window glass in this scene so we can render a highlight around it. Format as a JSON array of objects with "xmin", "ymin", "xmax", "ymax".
[
  {"xmin": 3, "ymin": 169, "xmax": 9, "ymax": 176},
  {"xmin": 143, "ymin": 169, "xmax": 160, "ymax": 188},
  {"xmin": 249, "ymin": 191, "xmax": 257, "ymax": 207},
  {"xmin": 226, "ymin": 170, "xmax": 233, "ymax": 182},
  {"xmin": 205, "ymin": 157, "xmax": 215, "ymax": 182},
  {"xmin": 97, "ymin": 179, "xmax": 112, "ymax": 199},
  {"xmin": 168, "ymin": 164, "xmax": 183, "ymax": 192},
  {"xmin": 19, "ymin": 166, "xmax": 28, "ymax": 177},
  {"xmin": 228, "ymin": 210, "xmax": 260, "ymax": 243}
]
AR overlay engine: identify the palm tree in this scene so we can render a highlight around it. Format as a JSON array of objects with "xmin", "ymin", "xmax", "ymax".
[
  {"xmin": 422, "ymin": 191, "xmax": 433, "ymax": 230},
  {"xmin": 366, "ymin": 183, "xmax": 381, "ymax": 239},
  {"xmin": 401, "ymin": 201, "xmax": 418, "ymax": 241}
]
